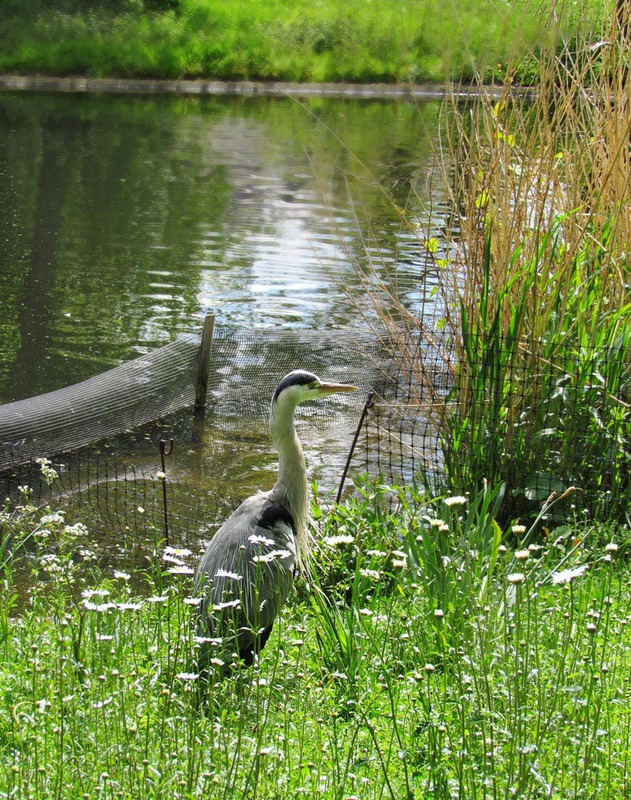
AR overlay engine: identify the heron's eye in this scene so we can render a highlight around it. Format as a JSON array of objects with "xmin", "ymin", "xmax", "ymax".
[{"xmin": 308, "ymin": 381, "xmax": 320, "ymax": 390}]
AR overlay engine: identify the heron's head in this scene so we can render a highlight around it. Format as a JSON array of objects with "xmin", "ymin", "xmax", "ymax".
[{"xmin": 272, "ymin": 370, "xmax": 358, "ymax": 413}]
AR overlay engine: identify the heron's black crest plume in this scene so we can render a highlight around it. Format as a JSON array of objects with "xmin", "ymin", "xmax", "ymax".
[{"xmin": 272, "ymin": 369, "xmax": 319, "ymax": 402}]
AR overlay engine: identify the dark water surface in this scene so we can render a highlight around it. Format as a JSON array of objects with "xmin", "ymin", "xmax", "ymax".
[{"xmin": 0, "ymin": 90, "xmax": 439, "ymax": 403}]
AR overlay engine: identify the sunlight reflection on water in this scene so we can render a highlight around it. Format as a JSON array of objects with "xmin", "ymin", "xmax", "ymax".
[{"xmin": 0, "ymin": 91, "xmax": 443, "ymax": 542}]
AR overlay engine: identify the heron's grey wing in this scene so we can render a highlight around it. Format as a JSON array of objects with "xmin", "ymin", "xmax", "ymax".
[{"xmin": 195, "ymin": 492, "xmax": 297, "ymax": 666}]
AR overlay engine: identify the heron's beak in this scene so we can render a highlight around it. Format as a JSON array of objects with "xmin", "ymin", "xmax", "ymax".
[{"xmin": 318, "ymin": 381, "xmax": 359, "ymax": 395}]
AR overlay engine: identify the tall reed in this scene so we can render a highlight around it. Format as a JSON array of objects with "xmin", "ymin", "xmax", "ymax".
[{"xmin": 370, "ymin": 1, "xmax": 631, "ymax": 520}]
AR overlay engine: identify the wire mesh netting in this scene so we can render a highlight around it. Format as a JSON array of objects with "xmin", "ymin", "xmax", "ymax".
[
  {"xmin": 1, "ymin": 322, "xmax": 629, "ymax": 559},
  {"xmin": 0, "ymin": 334, "xmax": 203, "ymax": 471},
  {"xmin": 366, "ymin": 328, "xmax": 631, "ymax": 521},
  {"xmin": 0, "ymin": 325, "xmax": 393, "ymax": 558}
]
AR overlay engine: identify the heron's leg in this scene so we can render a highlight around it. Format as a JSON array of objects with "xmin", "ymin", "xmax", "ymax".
[
  {"xmin": 238, "ymin": 622, "xmax": 274, "ymax": 664},
  {"xmin": 255, "ymin": 623, "xmax": 274, "ymax": 653}
]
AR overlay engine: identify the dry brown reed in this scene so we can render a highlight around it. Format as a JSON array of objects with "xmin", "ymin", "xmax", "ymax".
[{"xmin": 366, "ymin": 1, "xmax": 631, "ymax": 517}]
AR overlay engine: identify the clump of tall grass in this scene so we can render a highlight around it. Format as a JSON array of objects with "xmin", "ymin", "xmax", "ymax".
[
  {"xmin": 369, "ymin": 1, "xmax": 631, "ymax": 521},
  {"xmin": 3, "ymin": 467, "xmax": 631, "ymax": 797},
  {"xmin": 307, "ymin": 477, "xmax": 631, "ymax": 796}
]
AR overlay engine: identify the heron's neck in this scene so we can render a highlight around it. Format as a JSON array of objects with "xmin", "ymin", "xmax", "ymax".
[{"xmin": 270, "ymin": 406, "xmax": 309, "ymax": 561}]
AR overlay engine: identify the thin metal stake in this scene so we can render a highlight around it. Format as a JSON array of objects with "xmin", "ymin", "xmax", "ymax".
[
  {"xmin": 159, "ymin": 438, "xmax": 174, "ymax": 546},
  {"xmin": 336, "ymin": 390, "xmax": 374, "ymax": 505}
]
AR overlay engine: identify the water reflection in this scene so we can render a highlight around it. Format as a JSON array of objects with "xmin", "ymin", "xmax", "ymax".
[
  {"xmin": 0, "ymin": 91, "xmax": 439, "ymax": 403},
  {"xmin": 0, "ymin": 89, "xmax": 445, "ymax": 528}
]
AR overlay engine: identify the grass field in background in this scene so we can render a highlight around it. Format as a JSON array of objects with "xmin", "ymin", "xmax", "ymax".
[{"xmin": 0, "ymin": 0, "xmax": 604, "ymax": 84}]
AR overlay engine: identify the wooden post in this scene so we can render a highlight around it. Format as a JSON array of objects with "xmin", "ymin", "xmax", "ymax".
[{"xmin": 194, "ymin": 314, "xmax": 215, "ymax": 419}]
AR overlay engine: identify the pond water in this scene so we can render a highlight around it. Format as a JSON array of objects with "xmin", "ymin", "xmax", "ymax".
[
  {"xmin": 0, "ymin": 90, "xmax": 442, "ymax": 517},
  {"xmin": 0, "ymin": 90, "xmax": 440, "ymax": 400}
]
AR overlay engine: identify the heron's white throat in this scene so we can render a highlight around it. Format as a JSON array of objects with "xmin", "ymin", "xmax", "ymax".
[{"xmin": 269, "ymin": 397, "xmax": 310, "ymax": 564}]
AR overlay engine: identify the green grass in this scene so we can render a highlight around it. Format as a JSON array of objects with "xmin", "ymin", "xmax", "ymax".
[
  {"xmin": 2, "ymin": 475, "xmax": 631, "ymax": 798},
  {"xmin": 0, "ymin": 0, "xmax": 603, "ymax": 84}
]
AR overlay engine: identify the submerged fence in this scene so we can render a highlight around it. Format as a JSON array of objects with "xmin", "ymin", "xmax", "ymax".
[
  {"xmin": 0, "ymin": 324, "xmax": 390, "ymax": 550},
  {"xmin": 0, "ymin": 322, "xmax": 629, "ymax": 549}
]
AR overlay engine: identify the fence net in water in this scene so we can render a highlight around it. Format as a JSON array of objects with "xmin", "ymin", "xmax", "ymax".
[
  {"xmin": 1, "ymin": 323, "xmax": 630, "ymax": 559},
  {"xmin": 0, "ymin": 334, "xmax": 203, "ymax": 471},
  {"xmin": 0, "ymin": 325, "xmax": 396, "ymax": 554}
]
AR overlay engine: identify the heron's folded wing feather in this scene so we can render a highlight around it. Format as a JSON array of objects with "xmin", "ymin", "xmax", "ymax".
[{"xmin": 195, "ymin": 493, "xmax": 297, "ymax": 651}]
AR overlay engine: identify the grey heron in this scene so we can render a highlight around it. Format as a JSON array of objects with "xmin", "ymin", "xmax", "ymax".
[{"xmin": 194, "ymin": 369, "xmax": 357, "ymax": 674}]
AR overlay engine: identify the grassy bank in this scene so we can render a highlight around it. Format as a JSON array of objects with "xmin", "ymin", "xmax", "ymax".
[
  {"xmin": 0, "ymin": 0, "xmax": 603, "ymax": 84},
  {"xmin": 2, "ymin": 477, "xmax": 631, "ymax": 798}
]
